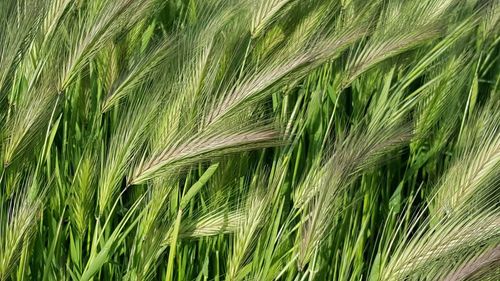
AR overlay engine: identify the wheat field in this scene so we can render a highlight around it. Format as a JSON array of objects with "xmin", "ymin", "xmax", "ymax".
[{"xmin": 0, "ymin": 0, "xmax": 499, "ymax": 280}]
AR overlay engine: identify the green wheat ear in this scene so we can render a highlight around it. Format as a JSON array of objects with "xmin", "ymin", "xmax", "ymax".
[{"xmin": 0, "ymin": 0, "xmax": 498, "ymax": 280}]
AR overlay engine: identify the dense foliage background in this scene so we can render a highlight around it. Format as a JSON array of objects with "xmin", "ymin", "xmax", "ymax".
[{"xmin": 0, "ymin": 0, "xmax": 499, "ymax": 280}]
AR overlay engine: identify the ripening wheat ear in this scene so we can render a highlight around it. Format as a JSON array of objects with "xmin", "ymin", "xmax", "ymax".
[
  {"xmin": 60, "ymin": 0, "xmax": 163, "ymax": 91},
  {"xmin": 344, "ymin": 29, "xmax": 441, "ymax": 86},
  {"xmin": 226, "ymin": 184, "xmax": 270, "ymax": 281},
  {"xmin": 101, "ymin": 37, "xmax": 173, "ymax": 112},
  {"xmin": 98, "ymin": 90, "xmax": 159, "ymax": 215},
  {"xmin": 297, "ymin": 98, "xmax": 413, "ymax": 269},
  {"xmin": 414, "ymin": 55, "xmax": 471, "ymax": 140},
  {"xmin": 0, "ymin": 0, "xmax": 45, "ymax": 102},
  {"xmin": 442, "ymin": 244, "xmax": 500, "ymax": 281},
  {"xmin": 2, "ymin": 83, "xmax": 59, "ymax": 167},
  {"xmin": 69, "ymin": 150, "xmax": 97, "ymax": 235},
  {"xmin": 432, "ymin": 108, "xmax": 500, "ymax": 219},
  {"xmin": 40, "ymin": 0, "xmax": 73, "ymax": 50},
  {"xmin": 377, "ymin": 207, "xmax": 500, "ymax": 281},
  {"xmin": 0, "ymin": 177, "xmax": 45, "ymax": 281},
  {"xmin": 1, "ymin": 0, "xmax": 72, "ymax": 167},
  {"xmin": 250, "ymin": 0, "xmax": 297, "ymax": 38},
  {"xmin": 130, "ymin": 128, "xmax": 280, "ymax": 185},
  {"xmin": 376, "ymin": 106, "xmax": 500, "ymax": 281},
  {"xmin": 343, "ymin": 0, "xmax": 485, "ymax": 88}
]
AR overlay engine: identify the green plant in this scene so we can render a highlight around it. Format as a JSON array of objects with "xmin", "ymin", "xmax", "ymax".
[{"xmin": 0, "ymin": 0, "xmax": 498, "ymax": 280}]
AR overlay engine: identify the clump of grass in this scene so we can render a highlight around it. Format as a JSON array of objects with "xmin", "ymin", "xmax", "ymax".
[{"xmin": 0, "ymin": 0, "xmax": 498, "ymax": 280}]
